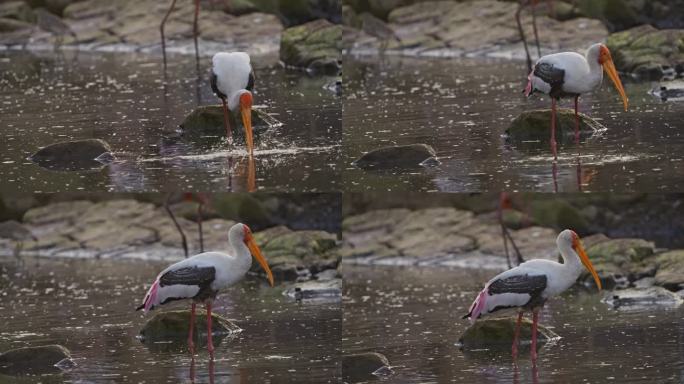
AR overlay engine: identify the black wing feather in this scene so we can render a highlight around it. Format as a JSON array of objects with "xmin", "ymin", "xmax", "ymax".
[
  {"xmin": 210, "ymin": 71, "xmax": 226, "ymax": 99},
  {"xmin": 246, "ymin": 69, "xmax": 255, "ymax": 92},
  {"xmin": 159, "ymin": 266, "xmax": 216, "ymax": 287},
  {"xmin": 488, "ymin": 274, "xmax": 547, "ymax": 296},
  {"xmin": 534, "ymin": 62, "xmax": 565, "ymax": 98}
]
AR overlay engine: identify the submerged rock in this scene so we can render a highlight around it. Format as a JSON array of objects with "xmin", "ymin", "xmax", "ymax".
[
  {"xmin": 253, "ymin": 226, "xmax": 340, "ymax": 281},
  {"xmin": 139, "ymin": 310, "xmax": 242, "ymax": 342},
  {"xmin": 654, "ymin": 250, "xmax": 684, "ymax": 290},
  {"xmin": 650, "ymin": 80, "xmax": 684, "ymax": 102},
  {"xmin": 342, "ymin": 352, "xmax": 393, "ymax": 382},
  {"xmin": 506, "ymin": 109, "xmax": 606, "ymax": 144},
  {"xmin": 458, "ymin": 318, "xmax": 559, "ymax": 349},
  {"xmin": 0, "ymin": 344, "xmax": 73, "ymax": 375},
  {"xmin": 280, "ymin": 18, "xmax": 342, "ymax": 74},
  {"xmin": 607, "ymin": 25, "xmax": 684, "ymax": 80},
  {"xmin": 602, "ymin": 286, "xmax": 684, "ymax": 309},
  {"xmin": 29, "ymin": 138, "xmax": 114, "ymax": 171},
  {"xmin": 283, "ymin": 277, "xmax": 342, "ymax": 301},
  {"xmin": 353, "ymin": 143, "xmax": 439, "ymax": 170},
  {"xmin": 179, "ymin": 105, "xmax": 281, "ymax": 139}
]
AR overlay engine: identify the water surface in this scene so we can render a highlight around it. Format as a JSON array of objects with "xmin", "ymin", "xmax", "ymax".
[
  {"xmin": 0, "ymin": 257, "xmax": 341, "ymax": 382},
  {"xmin": 342, "ymin": 264, "xmax": 684, "ymax": 383},
  {"xmin": 343, "ymin": 55, "xmax": 684, "ymax": 192},
  {"xmin": 0, "ymin": 50, "xmax": 341, "ymax": 192}
]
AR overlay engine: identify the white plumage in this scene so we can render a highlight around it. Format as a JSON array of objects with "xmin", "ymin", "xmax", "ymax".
[
  {"xmin": 212, "ymin": 52, "xmax": 252, "ymax": 111},
  {"xmin": 463, "ymin": 229, "xmax": 602, "ymax": 359}
]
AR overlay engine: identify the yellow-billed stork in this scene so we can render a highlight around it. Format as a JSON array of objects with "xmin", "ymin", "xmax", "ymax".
[
  {"xmin": 524, "ymin": 43, "xmax": 629, "ymax": 159},
  {"xmin": 463, "ymin": 229, "xmax": 602, "ymax": 360},
  {"xmin": 137, "ymin": 223, "xmax": 274, "ymax": 353},
  {"xmin": 211, "ymin": 52, "xmax": 256, "ymax": 155},
  {"xmin": 160, "ymin": 0, "xmax": 201, "ymax": 66}
]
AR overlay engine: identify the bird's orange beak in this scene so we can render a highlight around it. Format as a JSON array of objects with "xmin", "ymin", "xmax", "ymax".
[
  {"xmin": 599, "ymin": 46, "xmax": 628, "ymax": 111},
  {"xmin": 245, "ymin": 232, "xmax": 274, "ymax": 286},
  {"xmin": 240, "ymin": 92, "xmax": 254, "ymax": 155},
  {"xmin": 573, "ymin": 237, "xmax": 602, "ymax": 290}
]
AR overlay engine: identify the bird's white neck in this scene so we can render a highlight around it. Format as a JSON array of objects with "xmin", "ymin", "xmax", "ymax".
[
  {"xmin": 585, "ymin": 45, "xmax": 604, "ymax": 86},
  {"xmin": 558, "ymin": 240, "xmax": 583, "ymax": 278},
  {"xmin": 228, "ymin": 234, "xmax": 252, "ymax": 274}
]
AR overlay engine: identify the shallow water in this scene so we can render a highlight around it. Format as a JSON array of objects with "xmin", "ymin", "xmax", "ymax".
[
  {"xmin": 343, "ymin": 55, "xmax": 684, "ymax": 192},
  {"xmin": 0, "ymin": 257, "xmax": 341, "ymax": 382},
  {"xmin": 0, "ymin": 50, "xmax": 341, "ymax": 192},
  {"xmin": 342, "ymin": 264, "xmax": 684, "ymax": 383}
]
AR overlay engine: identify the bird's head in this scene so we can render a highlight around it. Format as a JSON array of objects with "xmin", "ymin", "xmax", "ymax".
[
  {"xmin": 238, "ymin": 90, "xmax": 254, "ymax": 155},
  {"xmin": 559, "ymin": 229, "xmax": 602, "ymax": 290},
  {"xmin": 233, "ymin": 223, "xmax": 274, "ymax": 286},
  {"xmin": 594, "ymin": 44, "xmax": 629, "ymax": 111}
]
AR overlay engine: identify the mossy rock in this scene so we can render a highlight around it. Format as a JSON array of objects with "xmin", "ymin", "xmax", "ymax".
[
  {"xmin": 606, "ymin": 24, "xmax": 684, "ymax": 79},
  {"xmin": 0, "ymin": 1, "xmax": 35, "ymax": 23},
  {"xmin": 179, "ymin": 105, "xmax": 281, "ymax": 139},
  {"xmin": 654, "ymin": 250, "xmax": 684, "ymax": 290},
  {"xmin": 0, "ymin": 345, "xmax": 72, "ymax": 375},
  {"xmin": 342, "ymin": 352, "xmax": 392, "ymax": 382},
  {"xmin": 210, "ymin": 194, "xmax": 272, "ymax": 229},
  {"xmin": 0, "ymin": 16, "xmax": 32, "ymax": 32},
  {"xmin": 528, "ymin": 200, "xmax": 589, "ymax": 234},
  {"xmin": 506, "ymin": 109, "xmax": 606, "ymax": 144},
  {"xmin": 225, "ymin": 0, "xmax": 259, "ymax": 15},
  {"xmin": 253, "ymin": 226, "xmax": 340, "ymax": 281},
  {"xmin": 353, "ymin": 143, "xmax": 439, "ymax": 170},
  {"xmin": 280, "ymin": 18, "xmax": 342, "ymax": 74},
  {"xmin": 139, "ymin": 310, "xmax": 242, "ymax": 342},
  {"xmin": 29, "ymin": 139, "xmax": 114, "ymax": 171},
  {"xmin": 459, "ymin": 318, "xmax": 559, "ymax": 349},
  {"xmin": 582, "ymin": 238, "xmax": 656, "ymax": 285}
]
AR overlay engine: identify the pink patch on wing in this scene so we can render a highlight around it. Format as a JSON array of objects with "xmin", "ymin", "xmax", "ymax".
[
  {"xmin": 143, "ymin": 279, "xmax": 160, "ymax": 313},
  {"xmin": 524, "ymin": 71, "xmax": 534, "ymax": 97},
  {"xmin": 469, "ymin": 289, "xmax": 489, "ymax": 324}
]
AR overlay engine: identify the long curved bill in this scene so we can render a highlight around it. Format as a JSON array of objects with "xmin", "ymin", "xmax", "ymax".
[
  {"xmin": 574, "ymin": 239, "xmax": 602, "ymax": 290},
  {"xmin": 246, "ymin": 234, "xmax": 274, "ymax": 286},
  {"xmin": 602, "ymin": 58, "xmax": 629, "ymax": 111},
  {"xmin": 241, "ymin": 106, "xmax": 254, "ymax": 155}
]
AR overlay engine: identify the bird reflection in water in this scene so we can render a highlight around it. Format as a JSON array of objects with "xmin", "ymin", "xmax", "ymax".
[
  {"xmin": 513, "ymin": 360, "xmax": 540, "ymax": 384},
  {"xmin": 189, "ymin": 353, "xmax": 216, "ymax": 384}
]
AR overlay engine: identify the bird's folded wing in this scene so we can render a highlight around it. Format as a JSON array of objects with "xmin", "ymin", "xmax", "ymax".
[
  {"xmin": 488, "ymin": 274, "xmax": 547, "ymax": 296},
  {"xmin": 159, "ymin": 266, "xmax": 216, "ymax": 287},
  {"xmin": 534, "ymin": 62, "xmax": 565, "ymax": 89}
]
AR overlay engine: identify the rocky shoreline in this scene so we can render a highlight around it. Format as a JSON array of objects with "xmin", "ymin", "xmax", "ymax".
[
  {"xmin": 341, "ymin": 204, "xmax": 684, "ymax": 295},
  {"xmin": 343, "ymin": 0, "xmax": 684, "ymax": 80},
  {"xmin": 0, "ymin": 0, "xmax": 341, "ymax": 72}
]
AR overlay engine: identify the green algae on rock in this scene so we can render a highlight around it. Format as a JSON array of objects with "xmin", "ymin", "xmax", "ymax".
[{"xmin": 280, "ymin": 18, "xmax": 341, "ymax": 74}]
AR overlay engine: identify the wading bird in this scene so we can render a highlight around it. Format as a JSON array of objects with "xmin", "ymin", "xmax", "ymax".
[
  {"xmin": 211, "ymin": 52, "xmax": 256, "ymax": 154},
  {"xmin": 160, "ymin": 0, "xmax": 200, "ymax": 67},
  {"xmin": 137, "ymin": 223, "xmax": 274, "ymax": 353},
  {"xmin": 463, "ymin": 229, "xmax": 602, "ymax": 360},
  {"xmin": 524, "ymin": 43, "xmax": 629, "ymax": 159}
]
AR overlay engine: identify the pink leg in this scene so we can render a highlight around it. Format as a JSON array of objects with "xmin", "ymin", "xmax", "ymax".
[
  {"xmin": 188, "ymin": 302, "xmax": 196, "ymax": 352},
  {"xmin": 193, "ymin": 0, "xmax": 200, "ymax": 60},
  {"xmin": 550, "ymin": 97, "xmax": 557, "ymax": 160},
  {"xmin": 512, "ymin": 311, "xmax": 523, "ymax": 358},
  {"xmin": 206, "ymin": 300, "xmax": 214, "ymax": 354},
  {"xmin": 531, "ymin": 308, "xmax": 539, "ymax": 361},
  {"xmin": 574, "ymin": 96, "xmax": 580, "ymax": 145},
  {"xmin": 221, "ymin": 97, "xmax": 233, "ymax": 142},
  {"xmin": 160, "ymin": 0, "xmax": 178, "ymax": 69}
]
